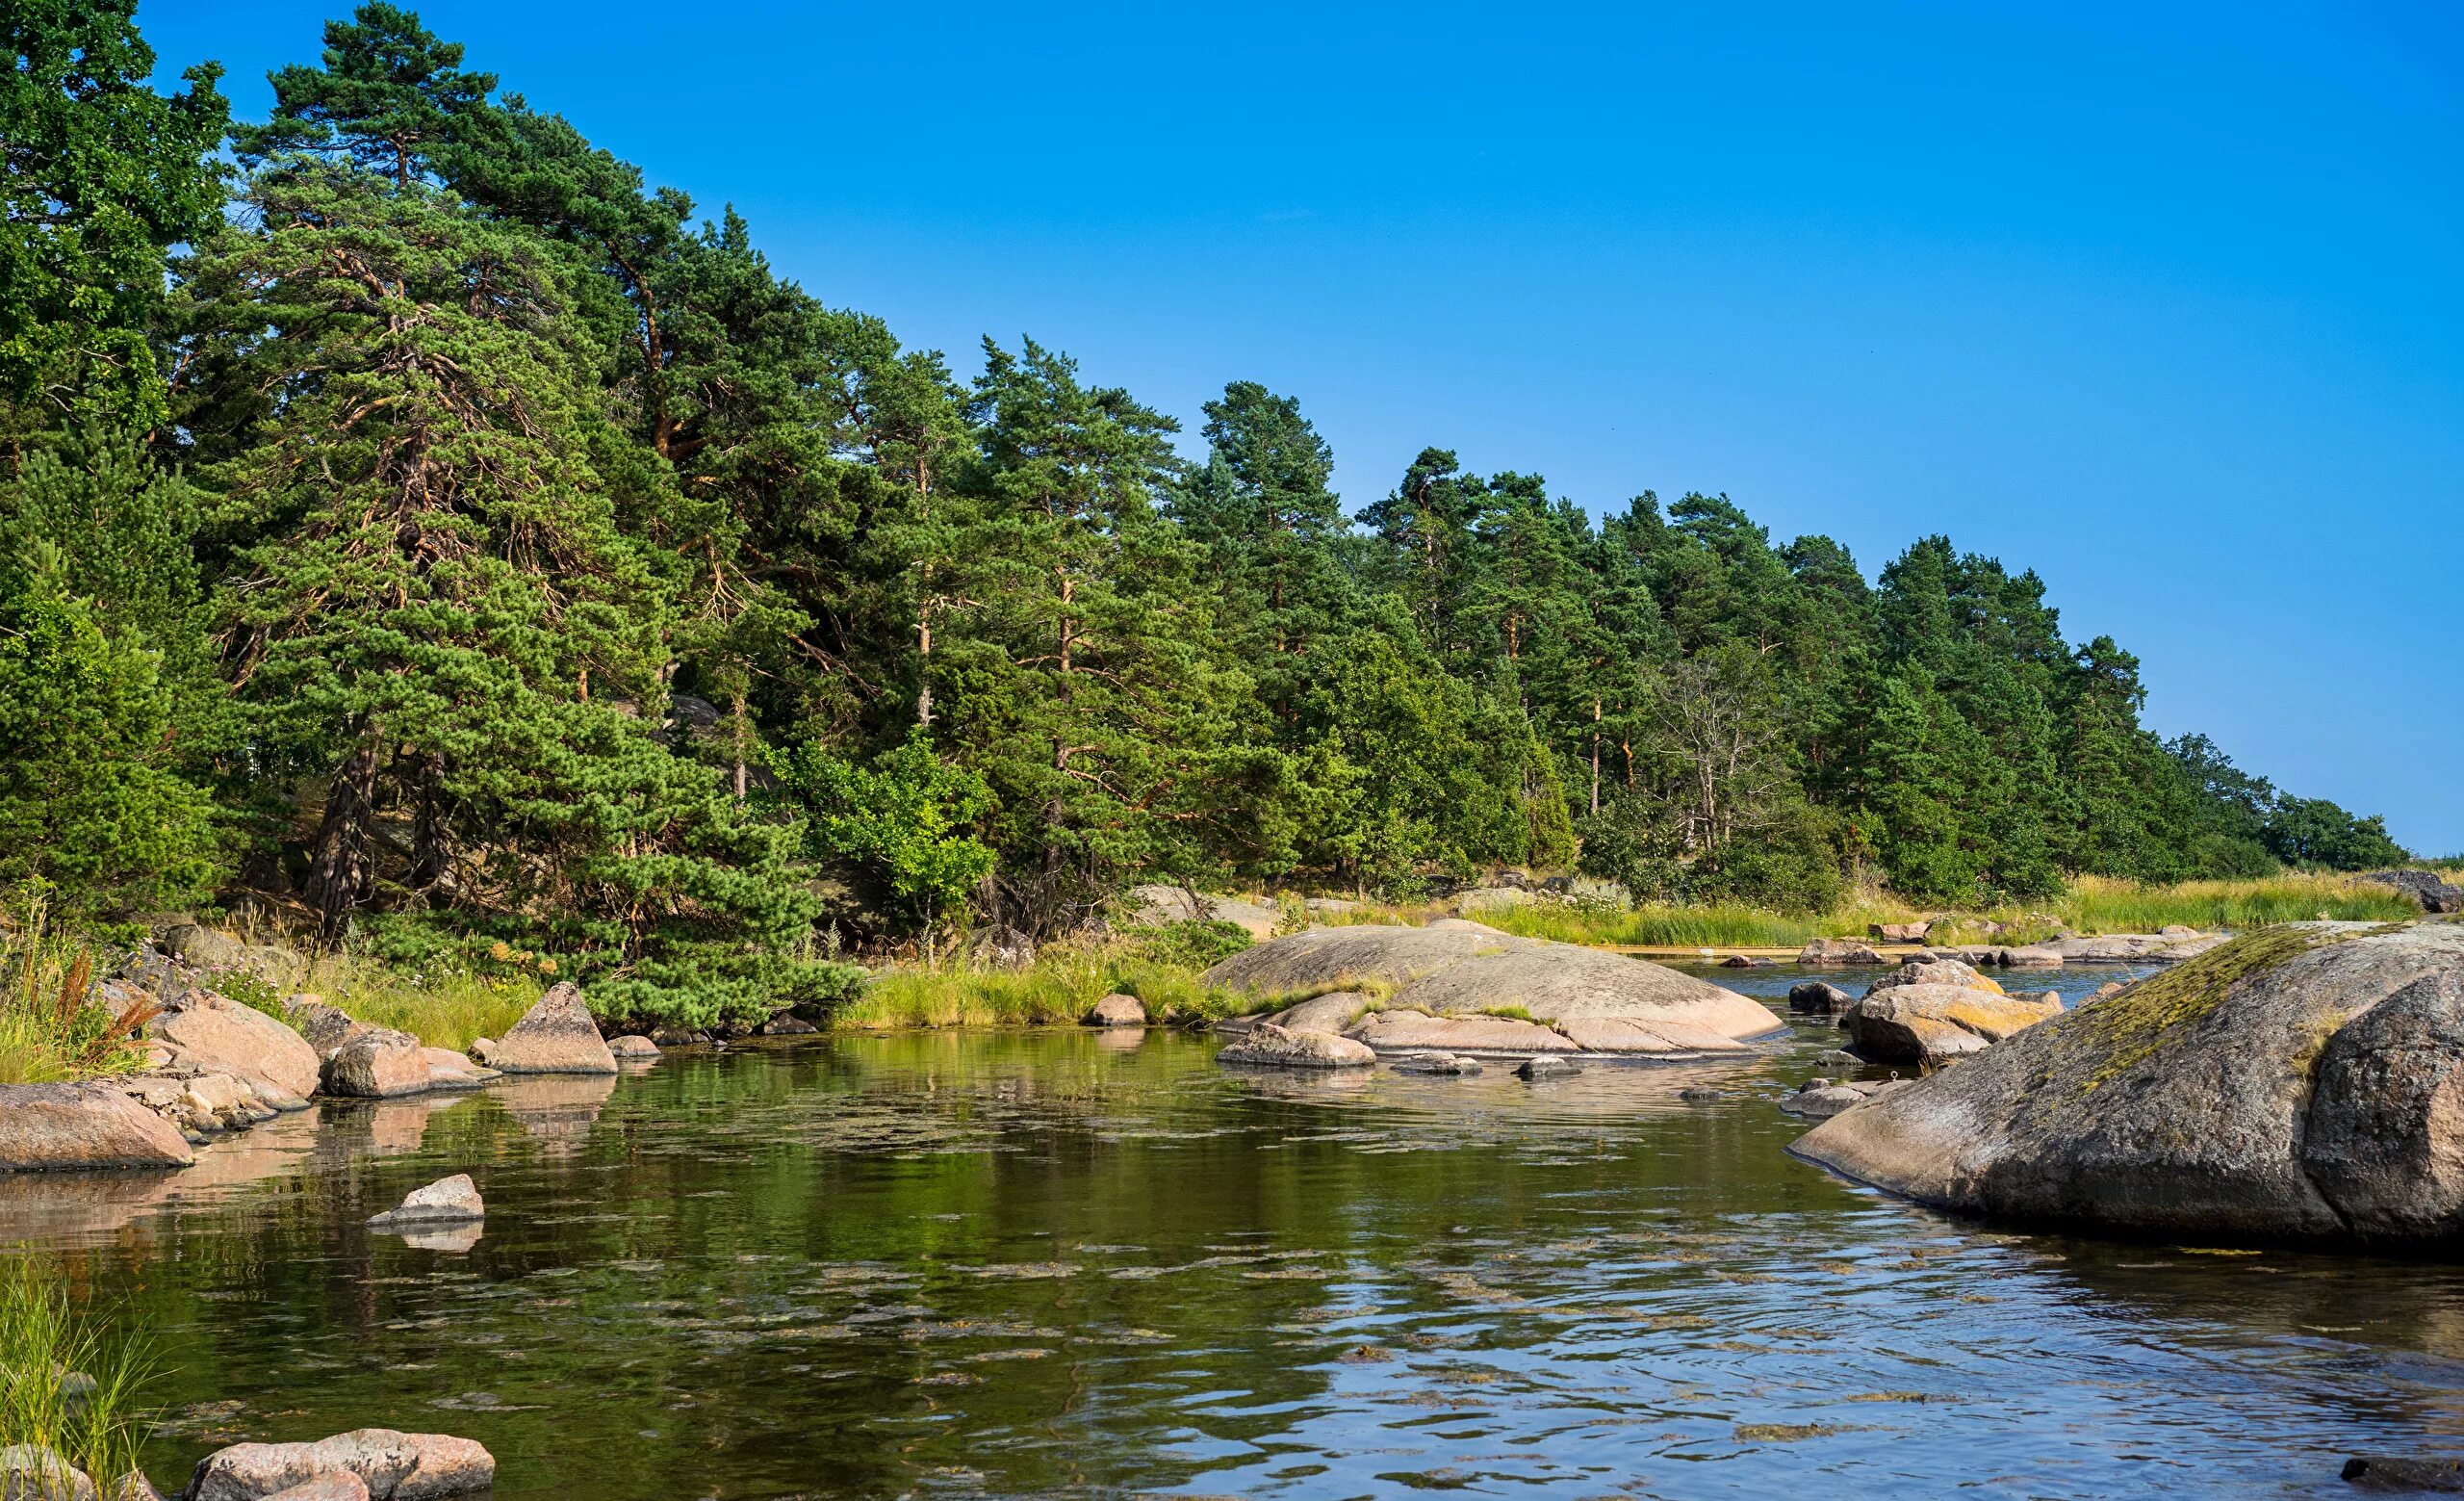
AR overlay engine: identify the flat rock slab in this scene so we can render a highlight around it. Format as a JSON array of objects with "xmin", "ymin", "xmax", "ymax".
[
  {"xmin": 259, "ymin": 1475, "xmax": 370, "ymax": 1501},
  {"xmin": 1348, "ymin": 1010, "xmax": 1576, "ymax": 1053},
  {"xmin": 1793, "ymin": 922, "xmax": 2464, "ymax": 1244},
  {"xmin": 187, "ymin": 1429, "xmax": 493, "ymax": 1501},
  {"xmin": 0, "ymin": 1084, "xmax": 194, "ymax": 1172},
  {"xmin": 1216, "ymin": 1022, "xmax": 1374, "ymax": 1070},
  {"xmin": 488, "ymin": 982, "xmax": 616, "ymax": 1074},
  {"xmin": 1203, "ymin": 922, "xmax": 1776, "ymax": 1058}
]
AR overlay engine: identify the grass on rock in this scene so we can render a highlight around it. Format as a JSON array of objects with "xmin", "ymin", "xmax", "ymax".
[
  {"xmin": 299, "ymin": 953, "xmax": 543, "ymax": 1052},
  {"xmin": 0, "ymin": 1259, "xmax": 154, "ymax": 1489}
]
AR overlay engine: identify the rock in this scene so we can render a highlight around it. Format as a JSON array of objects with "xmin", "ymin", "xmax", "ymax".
[
  {"xmin": 1717, "ymin": 954, "xmax": 1770, "ymax": 968},
  {"xmin": 1216, "ymin": 1022, "xmax": 1374, "ymax": 1070},
  {"xmin": 464, "ymin": 1038, "xmax": 495, "ymax": 1065},
  {"xmin": 421, "ymin": 1048, "xmax": 492, "ymax": 1087},
  {"xmin": 258, "ymin": 1476, "xmax": 370, "ymax": 1501},
  {"xmin": 0, "ymin": 1084, "xmax": 194, "ymax": 1171},
  {"xmin": 1797, "ymin": 938, "xmax": 1886, "ymax": 966},
  {"xmin": 2358, "ymin": 869, "xmax": 2464, "ymax": 916},
  {"xmin": 1, "ymin": 1444, "xmax": 97, "ymax": 1501},
  {"xmin": 2004, "ymin": 945, "xmax": 2065, "ymax": 968},
  {"xmin": 1780, "ymin": 1083, "xmax": 1868, "ymax": 1119},
  {"xmin": 1841, "ymin": 984, "xmax": 2064, "ymax": 1065},
  {"xmin": 1247, "ymin": 990, "xmax": 1373, "ymax": 1034},
  {"xmin": 1678, "ymin": 1086, "xmax": 1725, "ymax": 1101},
  {"xmin": 1792, "ymin": 922, "xmax": 2464, "ymax": 1243},
  {"xmin": 1514, "ymin": 1056, "xmax": 1580, "ymax": 1080},
  {"xmin": 757, "ymin": 1015, "xmax": 818, "ymax": 1036},
  {"xmin": 184, "ymin": 1429, "xmax": 493, "ymax": 1501},
  {"xmin": 104, "ymin": 1471, "xmax": 166, "ymax": 1501},
  {"xmin": 968, "ymin": 925, "xmax": 1037, "ymax": 970},
  {"xmin": 1201, "ymin": 895, "xmax": 1281, "ymax": 941},
  {"xmin": 1085, "ymin": 993, "xmax": 1147, "ymax": 1027},
  {"xmin": 607, "ymin": 1035, "xmax": 659, "ymax": 1056},
  {"xmin": 2343, "ymin": 1456, "xmax": 2464, "ymax": 1491},
  {"xmin": 1203, "ymin": 924, "xmax": 1778, "ymax": 1058},
  {"xmin": 1864, "ymin": 958, "xmax": 2003, "ymax": 997},
  {"xmin": 1347, "ymin": 1009, "xmax": 1577, "ymax": 1054},
  {"xmin": 153, "ymin": 925, "xmax": 304, "ymax": 988},
  {"xmin": 2159, "ymin": 923, "xmax": 2199, "ymax": 938},
  {"xmin": 1303, "ymin": 896, "xmax": 1363, "ymax": 917},
  {"xmin": 150, "ymin": 995, "xmax": 321, "ymax": 1103},
  {"xmin": 648, "ymin": 1025, "xmax": 702, "ymax": 1048},
  {"xmin": 1815, "ymin": 1048, "xmax": 1860, "ymax": 1066},
  {"xmin": 321, "ymin": 1029, "xmax": 434, "ymax": 1098},
  {"xmin": 286, "ymin": 1001, "xmax": 371, "ymax": 1062},
  {"xmin": 488, "ymin": 982, "xmax": 617, "ymax": 1075},
  {"xmin": 1787, "ymin": 981, "xmax": 1859, "ymax": 1017},
  {"xmin": 1390, "ymin": 1051, "xmax": 1481, "ymax": 1075},
  {"xmin": 368, "ymin": 1173, "xmax": 483, "ymax": 1229},
  {"xmin": 1456, "ymin": 886, "xmax": 1538, "ymax": 916},
  {"xmin": 1869, "ymin": 921, "xmax": 1933, "ymax": 944}
]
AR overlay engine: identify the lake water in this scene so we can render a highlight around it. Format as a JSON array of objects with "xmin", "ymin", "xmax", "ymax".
[{"xmin": 10, "ymin": 962, "xmax": 2464, "ymax": 1499}]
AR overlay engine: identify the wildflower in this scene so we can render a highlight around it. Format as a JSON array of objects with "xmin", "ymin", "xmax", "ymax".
[
  {"xmin": 537, "ymin": 957, "xmax": 557, "ymax": 975},
  {"xmin": 489, "ymin": 941, "xmax": 512, "ymax": 962}
]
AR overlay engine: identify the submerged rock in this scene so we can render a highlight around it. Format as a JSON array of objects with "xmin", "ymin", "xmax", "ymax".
[
  {"xmin": 1391, "ymin": 1051, "xmax": 1481, "ymax": 1075},
  {"xmin": 1203, "ymin": 922, "xmax": 1778, "ymax": 1058},
  {"xmin": 0, "ymin": 1083, "xmax": 194, "ymax": 1172},
  {"xmin": 1841, "ymin": 984, "xmax": 2063, "ymax": 1066},
  {"xmin": 368, "ymin": 1174, "xmax": 483, "ymax": 1229},
  {"xmin": 1793, "ymin": 922, "xmax": 2464, "ymax": 1244},
  {"xmin": 488, "ymin": 983, "xmax": 617, "ymax": 1075},
  {"xmin": 1216, "ymin": 1022, "xmax": 1373, "ymax": 1070},
  {"xmin": 1514, "ymin": 1056, "xmax": 1580, "ymax": 1080},
  {"xmin": 185, "ymin": 1429, "xmax": 493, "ymax": 1501},
  {"xmin": 1085, "ymin": 994, "xmax": 1147, "ymax": 1027}
]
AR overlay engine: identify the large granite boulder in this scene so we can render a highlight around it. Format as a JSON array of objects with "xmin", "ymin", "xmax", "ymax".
[
  {"xmin": 487, "ymin": 983, "xmax": 615, "ymax": 1074},
  {"xmin": 151, "ymin": 994, "xmax": 321, "ymax": 1103},
  {"xmin": 1793, "ymin": 921, "xmax": 2464, "ymax": 1244},
  {"xmin": 185, "ymin": 1429, "xmax": 493, "ymax": 1501},
  {"xmin": 1841, "ymin": 984, "xmax": 2064, "ymax": 1065},
  {"xmin": 1216, "ymin": 1022, "xmax": 1374, "ymax": 1069},
  {"xmin": 321, "ymin": 1029, "xmax": 434, "ymax": 1099},
  {"xmin": 2358, "ymin": 869, "xmax": 2464, "ymax": 915},
  {"xmin": 1203, "ymin": 921, "xmax": 1778, "ymax": 1058},
  {"xmin": 0, "ymin": 1084, "xmax": 195, "ymax": 1171}
]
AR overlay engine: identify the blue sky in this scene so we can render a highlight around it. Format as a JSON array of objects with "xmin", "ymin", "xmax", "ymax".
[{"xmin": 142, "ymin": 1, "xmax": 2463, "ymax": 853}]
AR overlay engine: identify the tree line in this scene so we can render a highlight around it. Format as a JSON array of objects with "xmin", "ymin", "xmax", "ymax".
[{"xmin": 0, "ymin": 3, "xmax": 2412, "ymax": 1022}]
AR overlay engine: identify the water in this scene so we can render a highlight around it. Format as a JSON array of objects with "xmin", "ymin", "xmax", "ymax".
[{"xmin": 11, "ymin": 962, "xmax": 2464, "ymax": 1498}]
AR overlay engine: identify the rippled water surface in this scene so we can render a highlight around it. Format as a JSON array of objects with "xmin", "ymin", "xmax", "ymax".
[{"xmin": 11, "ymin": 962, "xmax": 2464, "ymax": 1499}]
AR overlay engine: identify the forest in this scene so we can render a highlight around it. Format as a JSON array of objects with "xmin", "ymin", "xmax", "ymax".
[{"xmin": 2, "ymin": 2, "xmax": 2416, "ymax": 1026}]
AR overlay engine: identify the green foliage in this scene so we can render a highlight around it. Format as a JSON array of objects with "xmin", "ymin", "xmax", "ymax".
[
  {"xmin": 783, "ymin": 727, "xmax": 995, "ymax": 935},
  {"xmin": 1128, "ymin": 919, "xmax": 1253, "ymax": 970},
  {"xmin": 2261, "ymin": 796, "xmax": 2410, "ymax": 871},
  {"xmin": 0, "ymin": 1260, "xmax": 155, "ymax": 1489}
]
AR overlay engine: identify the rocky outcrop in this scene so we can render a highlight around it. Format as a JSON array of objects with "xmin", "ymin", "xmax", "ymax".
[
  {"xmin": 1123, "ymin": 885, "xmax": 1279, "ymax": 940},
  {"xmin": 2359, "ymin": 869, "xmax": 2464, "ymax": 915},
  {"xmin": 1085, "ymin": 994, "xmax": 1146, "ymax": 1027},
  {"xmin": 368, "ymin": 1174, "xmax": 483, "ymax": 1229},
  {"xmin": 1796, "ymin": 938, "xmax": 1886, "ymax": 966},
  {"xmin": 1841, "ymin": 984, "xmax": 2064, "ymax": 1065},
  {"xmin": 150, "ymin": 994, "xmax": 321, "ymax": 1104},
  {"xmin": 0, "ymin": 1083, "xmax": 195, "ymax": 1171},
  {"xmin": 1792, "ymin": 922, "xmax": 2464, "ymax": 1244},
  {"xmin": 487, "ymin": 983, "xmax": 616, "ymax": 1075},
  {"xmin": 1203, "ymin": 921, "xmax": 1779, "ymax": 1058},
  {"xmin": 1216, "ymin": 1022, "xmax": 1374, "ymax": 1070},
  {"xmin": 185, "ymin": 1429, "xmax": 493, "ymax": 1501}
]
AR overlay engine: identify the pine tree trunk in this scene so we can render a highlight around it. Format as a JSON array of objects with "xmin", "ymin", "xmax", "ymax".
[{"xmin": 306, "ymin": 734, "xmax": 382, "ymax": 941}]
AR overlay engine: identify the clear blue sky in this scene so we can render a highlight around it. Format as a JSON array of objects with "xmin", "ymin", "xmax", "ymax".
[{"xmin": 142, "ymin": 0, "xmax": 2463, "ymax": 854}]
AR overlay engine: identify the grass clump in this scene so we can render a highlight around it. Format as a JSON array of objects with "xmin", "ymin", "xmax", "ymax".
[
  {"xmin": 0, "ymin": 891, "xmax": 155, "ymax": 1085},
  {"xmin": 300, "ymin": 952, "xmax": 543, "ymax": 1052},
  {"xmin": 843, "ymin": 941, "xmax": 1251, "ymax": 1030},
  {"xmin": 0, "ymin": 1259, "xmax": 154, "ymax": 1490}
]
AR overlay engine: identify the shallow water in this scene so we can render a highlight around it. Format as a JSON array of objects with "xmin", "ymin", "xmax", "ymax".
[{"xmin": 11, "ymin": 962, "xmax": 2464, "ymax": 1498}]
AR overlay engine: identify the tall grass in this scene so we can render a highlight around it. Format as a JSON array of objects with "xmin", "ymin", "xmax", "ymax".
[
  {"xmin": 0, "ymin": 894, "xmax": 155, "ymax": 1085},
  {"xmin": 299, "ymin": 953, "xmax": 543, "ymax": 1051},
  {"xmin": 0, "ymin": 1259, "xmax": 154, "ymax": 1492},
  {"xmin": 2043, "ymin": 872, "xmax": 2420, "ymax": 932}
]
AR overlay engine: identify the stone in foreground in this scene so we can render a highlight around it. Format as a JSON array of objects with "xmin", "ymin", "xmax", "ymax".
[
  {"xmin": 487, "ymin": 982, "xmax": 616, "ymax": 1074},
  {"xmin": 1, "ymin": 1443, "xmax": 97, "ymax": 1501},
  {"xmin": 368, "ymin": 1174, "xmax": 483, "ymax": 1229},
  {"xmin": 1216, "ymin": 1022, "xmax": 1374, "ymax": 1070},
  {"xmin": 152, "ymin": 994, "xmax": 322, "ymax": 1103},
  {"xmin": 1787, "ymin": 981, "xmax": 1858, "ymax": 1017},
  {"xmin": 2342, "ymin": 1455, "xmax": 2464, "ymax": 1491},
  {"xmin": 186, "ymin": 1430, "xmax": 492, "ymax": 1501},
  {"xmin": 257, "ymin": 1476, "xmax": 370, "ymax": 1501},
  {"xmin": 1793, "ymin": 922, "xmax": 2464, "ymax": 1244},
  {"xmin": 1203, "ymin": 922, "xmax": 1778, "ymax": 1058},
  {"xmin": 0, "ymin": 1083, "xmax": 195, "ymax": 1172}
]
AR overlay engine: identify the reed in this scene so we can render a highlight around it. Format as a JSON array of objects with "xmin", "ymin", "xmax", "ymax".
[
  {"xmin": 300, "ymin": 953, "xmax": 543, "ymax": 1052},
  {"xmin": 0, "ymin": 1259, "xmax": 155, "ymax": 1494},
  {"xmin": 0, "ymin": 893, "xmax": 154, "ymax": 1085}
]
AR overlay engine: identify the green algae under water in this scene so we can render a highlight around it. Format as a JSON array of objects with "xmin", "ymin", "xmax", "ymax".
[{"xmin": 9, "ymin": 963, "xmax": 2464, "ymax": 1499}]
